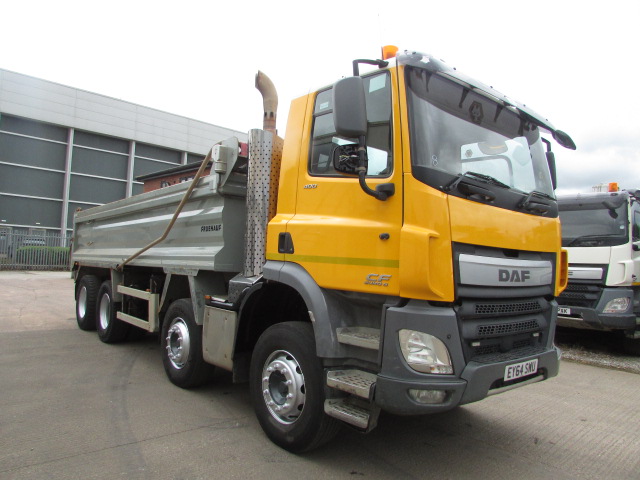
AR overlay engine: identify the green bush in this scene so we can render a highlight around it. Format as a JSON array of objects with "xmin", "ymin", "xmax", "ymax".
[{"xmin": 15, "ymin": 246, "xmax": 70, "ymax": 266}]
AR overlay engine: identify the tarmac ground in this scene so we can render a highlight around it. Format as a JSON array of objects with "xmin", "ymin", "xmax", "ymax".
[{"xmin": 1, "ymin": 271, "xmax": 639, "ymax": 479}]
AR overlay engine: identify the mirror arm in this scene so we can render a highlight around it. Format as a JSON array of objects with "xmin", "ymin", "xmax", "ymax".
[
  {"xmin": 356, "ymin": 136, "xmax": 394, "ymax": 201},
  {"xmin": 352, "ymin": 59, "xmax": 389, "ymax": 76},
  {"xmin": 541, "ymin": 137, "xmax": 557, "ymax": 190}
]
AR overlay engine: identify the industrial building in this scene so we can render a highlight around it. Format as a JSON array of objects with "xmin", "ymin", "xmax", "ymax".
[{"xmin": 0, "ymin": 68, "xmax": 246, "ymax": 239}]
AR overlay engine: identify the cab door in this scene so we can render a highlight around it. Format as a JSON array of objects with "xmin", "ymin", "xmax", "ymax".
[{"xmin": 283, "ymin": 71, "xmax": 403, "ymax": 295}]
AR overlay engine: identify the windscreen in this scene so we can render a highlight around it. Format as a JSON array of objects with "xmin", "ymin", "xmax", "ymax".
[
  {"xmin": 559, "ymin": 198, "xmax": 629, "ymax": 247},
  {"xmin": 406, "ymin": 66, "xmax": 554, "ymax": 199}
]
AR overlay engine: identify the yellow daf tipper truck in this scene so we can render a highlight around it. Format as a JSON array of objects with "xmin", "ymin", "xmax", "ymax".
[{"xmin": 71, "ymin": 47, "xmax": 575, "ymax": 452}]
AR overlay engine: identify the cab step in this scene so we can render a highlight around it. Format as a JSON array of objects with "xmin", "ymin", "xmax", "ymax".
[
  {"xmin": 336, "ymin": 327, "xmax": 380, "ymax": 350},
  {"xmin": 324, "ymin": 398, "xmax": 376, "ymax": 430},
  {"xmin": 327, "ymin": 369, "xmax": 376, "ymax": 400}
]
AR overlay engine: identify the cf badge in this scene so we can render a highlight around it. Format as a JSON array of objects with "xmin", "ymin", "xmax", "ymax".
[{"xmin": 365, "ymin": 274, "xmax": 392, "ymax": 287}]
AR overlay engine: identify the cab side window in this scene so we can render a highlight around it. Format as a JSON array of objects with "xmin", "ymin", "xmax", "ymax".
[
  {"xmin": 309, "ymin": 72, "xmax": 392, "ymax": 177},
  {"xmin": 633, "ymin": 210, "xmax": 640, "ymax": 241}
]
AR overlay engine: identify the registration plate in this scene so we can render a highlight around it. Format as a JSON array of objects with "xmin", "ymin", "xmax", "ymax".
[
  {"xmin": 504, "ymin": 359, "xmax": 538, "ymax": 382},
  {"xmin": 558, "ymin": 306, "xmax": 571, "ymax": 315}
]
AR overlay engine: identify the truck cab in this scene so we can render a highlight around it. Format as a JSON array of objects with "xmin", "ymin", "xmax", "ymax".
[
  {"xmin": 260, "ymin": 50, "xmax": 573, "ymax": 441},
  {"xmin": 557, "ymin": 188, "xmax": 640, "ymax": 354}
]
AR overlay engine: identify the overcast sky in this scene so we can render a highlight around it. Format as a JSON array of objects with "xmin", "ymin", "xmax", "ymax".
[{"xmin": 3, "ymin": 0, "xmax": 639, "ymax": 194}]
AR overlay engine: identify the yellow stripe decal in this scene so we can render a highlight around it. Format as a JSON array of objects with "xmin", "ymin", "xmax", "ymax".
[{"xmin": 267, "ymin": 253, "xmax": 399, "ymax": 268}]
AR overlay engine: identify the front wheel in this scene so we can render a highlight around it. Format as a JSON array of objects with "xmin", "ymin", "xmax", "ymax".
[
  {"xmin": 161, "ymin": 299, "xmax": 214, "ymax": 388},
  {"xmin": 250, "ymin": 322, "xmax": 340, "ymax": 452}
]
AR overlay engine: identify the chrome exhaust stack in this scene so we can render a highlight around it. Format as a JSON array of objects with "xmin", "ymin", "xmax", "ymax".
[{"xmin": 255, "ymin": 71, "xmax": 278, "ymax": 135}]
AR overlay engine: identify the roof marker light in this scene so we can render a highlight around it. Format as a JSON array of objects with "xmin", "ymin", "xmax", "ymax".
[{"xmin": 381, "ymin": 45, "xmax": 399, "ymax": 60}]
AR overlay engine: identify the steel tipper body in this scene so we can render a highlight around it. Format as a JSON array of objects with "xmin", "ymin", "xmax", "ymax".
[
  {"xmin": 72, "ymin": 166, "xmax": 245, "ymax": 272},
  {"xmin": 557, "ymin": 189, "xmax": 640, "ymax": 354},
  {"xmin": 71, "ymin": 49, "xmax": 575, "ymax": 453}
]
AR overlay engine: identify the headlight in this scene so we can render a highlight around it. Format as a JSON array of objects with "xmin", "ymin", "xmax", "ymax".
[
  {"xmin": 399, "ymin": 329, "xmax": 453, "ymax": 374},
  {"xmin": 603, "ymin": 297, "xmax": 630, "ymax": 313}
]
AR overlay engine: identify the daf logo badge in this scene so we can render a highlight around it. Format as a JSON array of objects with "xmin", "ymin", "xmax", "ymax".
[{"xmin": 499, "ymin": 269, "xmax": 531, "ymax": 283}]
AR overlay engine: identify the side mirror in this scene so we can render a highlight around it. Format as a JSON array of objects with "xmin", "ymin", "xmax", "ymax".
[
  {"xmin": 553, "ymin": 130, "xmax": 576, "ymax": 150},
  {"xmin": 332, "ymin": 76, "xmax": 394, "ymax": 201},
  {"xmin": 602, "ymin": 200, "xmax": 619, "ymax": 219},
  {"xmin": 332, "ymin": 77, "xmax": 367, "ymax": 138}
]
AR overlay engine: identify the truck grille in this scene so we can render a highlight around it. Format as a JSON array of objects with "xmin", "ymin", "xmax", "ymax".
[
  {"xmin": 564, "ymin": 284, "xmax": 590, "ymax": 292},
  {"xmin": 457, "ymin": 298, "xmax": 547, "ymax": 362},
  {"xmin": 477, "ymin": 319, "xmax": 539, "ymax": 337},
  {"xmin": 451, "ymin": 244, "xmax": 554, "ymax": 363},
  {"xmin": 558, "ymin": 283, "xmax": 601, "ymax": 308},
  {"xmin": 475, "ymin": 301, "xmax": 541, "ymax": 316}
]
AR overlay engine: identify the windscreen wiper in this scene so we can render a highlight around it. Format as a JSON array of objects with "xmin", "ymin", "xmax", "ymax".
[
  {"xmin": 444, "ymin": 171, "xmax": 510, "ymax": 192},
  {"xmin": 526, "ymin": 190, "xmax": 554, "ymax": 200},
  {"xmin": 566, "ymin": 234, "xmax": 617, "ymax": 247},
  {"xmin": 518, "ymin": 190, "xmax": 553, "ymax": 214},
  {"xmin": 443, "ymin": 171, "xmax": 507, "ymax": 203}
]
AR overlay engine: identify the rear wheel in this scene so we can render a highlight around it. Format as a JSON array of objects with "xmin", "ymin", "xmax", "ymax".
[
  {"xmin": 76, "ymin": 275, "xmax": 99, "ymax": 331},
  {"xmin": 161, "ymin": 298, "xmax": 214, "ymax": 388},
  {"xmin": 96, "ymin": 280, "xmax": 130, "ymax": 343},
  {"xmin": 250, "ymin": 322, "xmax": 340, "ymax": 452}
]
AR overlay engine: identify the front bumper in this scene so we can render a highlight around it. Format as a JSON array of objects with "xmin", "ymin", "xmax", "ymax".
[
  {"xmin": 557, "ymin": 287, "xmax": 636, "ymax": 331},
  {"xmin": 374, "ymin": 300, "xmax": 560, "ymax": 415}
]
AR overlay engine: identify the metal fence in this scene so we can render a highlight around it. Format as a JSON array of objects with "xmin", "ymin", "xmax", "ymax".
[{"xmin": 0, "ymin": 232, "xmax": 72, "ymax": 271}]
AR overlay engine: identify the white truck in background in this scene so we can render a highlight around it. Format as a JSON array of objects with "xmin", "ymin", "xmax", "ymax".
[{"xmin": 557, "ymin": 184, "xmax": 640, "ymax": 354}]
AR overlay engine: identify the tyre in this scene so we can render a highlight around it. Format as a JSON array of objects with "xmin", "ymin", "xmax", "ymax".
[
  {"xmin": 96, "ymin": 280, "xmax": 130, "ymax": 343},
  {"xmin": 76, "ymin": 275, "xmax": 99, "ymax": 331},
  {"xmin": 161, "ymin": 298, "xmax": 214, "ymax": 388},
  {"xmin": 250, "ymin": 322, "xmax": 341, "ymax": 453}
]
